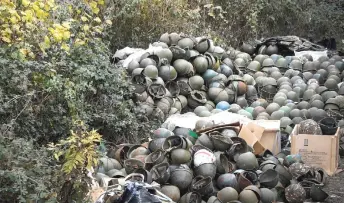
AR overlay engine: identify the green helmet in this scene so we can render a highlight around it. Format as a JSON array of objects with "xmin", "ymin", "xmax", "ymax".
[
  {"xmin": 189, "ymin": 75, "xmax": 205, "ymax": 91},
  {"xmin": 324, "ymin": 78, "xmax": 339, "ymax": 91},
  {"xmin": 143, "ymin": 65, "xmax": 158, "ymax": 79},
  {"xmin": 193, "ymin": 55, "xmax": 209, "ymax": 74},
  {"xmin": 247, "ymin": 61, "xmax": 261, "ymax": 73},
  {"xmin": 217, "ymin": 187, "xmax": 239, "ymax": 202},
  {"xmin": 127, "ymin": 60, "xmax": 140, "ymax": 74},
  {"xmin": 236, "ymin": 152, "xmax": 258, "ymax": 170},
  {"xmin": 239, "ymin": 186, "xmax": 261, "ymax": 203},
  {"xmin": 173, "ymin": 59, "xmax": 194, "ymax": 76},
  {"xmin": 156, "ymin": 48, "xmax": 173, "ymax": 64},
  {"xmin": 234, "ymin": 58, "xmax": 247, "ymax": 72}
]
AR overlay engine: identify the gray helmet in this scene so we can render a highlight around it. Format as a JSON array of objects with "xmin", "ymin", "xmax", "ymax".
[
  {"xmin": 140, "ymin": 57, "xmax": 156, "ymax": 68},
  {"xmin": 188, "ymin": 90, "xmax": 207, "ymax": 108},
  {"xmin": 290, "ymin": 60, "xmax": 302, "ymax": 71},
  {"xmin": 156, "ymin": 48, "xmax": 173, "ymax": 64},
  {"xmin": 240, "ymin": 42, "xmax": 255, "ymax": 55},
  {"xmin": 303, "ymin": 61, "xmax": 316, "ymax": 73},
  {"xmin": 324, "ymin": 78, "xmax": 339, "ymax": 91},
  {"xmin": 128, "ymin": 60, "xmax": 140, "ymax": 74},
  {"xmin": 178, "ymin": 37, "xmax": 195, "ymax": 49},
  {"xmin": 310, "ymin": 100, "xmax": 324, "ymax": 109},
  {"xmin": 158, "ymin": 65, "xmax": 177, "ymax": 81},
  {"xmin": 271, "ymin": 110, "xmax": 285, "ymax": 120},
  {"xmin": 254, "ymin": 54, "xmax": 269, "ymax": 65},
  {"xmin": 262, "ymin": 58, "xmax": 275, "ymax": 68},
  {"xmin": 266, "ymin": 44, "xmax": 278, "ymax": 55},
  {"xmin": 195, "ymin": 38, "xmax": 211, "ymax": 53}
]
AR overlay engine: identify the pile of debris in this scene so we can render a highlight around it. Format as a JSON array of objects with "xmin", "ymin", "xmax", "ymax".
[{"xmin": 93, "ymin": 123, "xmax": 329, "ymax": 203}]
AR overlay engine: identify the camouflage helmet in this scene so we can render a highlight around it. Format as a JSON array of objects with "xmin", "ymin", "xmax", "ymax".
[
  {"xmin": 285, "ymin": 183, "xmax": 307, "ymax": 203},
  {"xmin": 299, "ymin": 119, "xmax": 322, "ymax": 135}
]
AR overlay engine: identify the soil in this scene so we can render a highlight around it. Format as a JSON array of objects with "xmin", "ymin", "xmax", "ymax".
[{"xmin": 324, "ymin": 157, "xmax": 344, "ymax": 203}]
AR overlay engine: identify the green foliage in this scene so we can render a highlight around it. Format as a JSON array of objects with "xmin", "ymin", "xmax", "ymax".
[
  {"xmin": 106, "ymin": 0, "xmax": 344, "ymax": 49},
  {"xmin": 0, "ymin": 130, "xmax": 60, "ymax": 203},
  {"xmin": 48, "ymin": 121, "xmax": 102, "ymax": 202}
]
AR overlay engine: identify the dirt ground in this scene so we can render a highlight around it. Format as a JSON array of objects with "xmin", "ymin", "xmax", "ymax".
[{"xmin": 324, "ymin": 157, "xmax": 344, "ymax": 203}]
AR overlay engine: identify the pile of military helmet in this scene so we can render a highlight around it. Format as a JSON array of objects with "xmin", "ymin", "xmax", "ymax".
[
  {"xmin": 94, "ymin": 126, "xmax": 330, "ymax": 203},
  {"xmin": 127, "ymin": 32, "xmax": 344, "ymax": 127}
]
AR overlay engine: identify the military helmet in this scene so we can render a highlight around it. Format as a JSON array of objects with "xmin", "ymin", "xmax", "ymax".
[
  {"xmin": 262, "ymin": 58, "xmax": 275, "ymax": 68},
  {"xmin": 234, "ymin": 58, "xmax": 247, "ymax": 73},
  {"xmin": 236, "ymin": 152, "xmax": 258, "ymax": 170},
  {"xmin": 324, "ymin": 78, "xmax": 339, "ymax": 91},
  {"xmin": 266, "ymin": 44, "xmax": 278, "ymax": 55},
  {"xmin": 189, "ymin": 75, "xmax": 205, "ymax": 91},
  {"xmin": 143, "ymin": 65, "xmax": 159, "ymax": 79},
  {"xmin": 289, "ymin": 60, "xmax": 302, "ymax": 71},
  {"xmin": 219, "ymin": 64, "xmax": 233, "ymax": 77},
  {"xmin": 243, "ymin": 74, "xmax": 256, "ymax": 86},
  {"xmin": 178, "ymin": 37, "xmax": 195, "ymax": 49},
  {"xmin": 247, "ymin": 61, "xmax": 261, "ymax": 73},
  {"xmin": 158, "ymin": 65, "xmax": 177, "ymax": 81},
  {"xmin": 313, "ymin": 74, "xmax": 325, "ymax": 85},
  {"xmin": 285, "ymin": 183, "xmax": 307, "ymax": 203},
  {"xmin": 240, "ymin": 42, "xmax": 255, "ymax": 55},
  {"xmin": 266, "ymin": 103, "xmax": 281, "ymax": 115},
  {"xmin": 254, "ymin": 54, "xmax": 269, "ymax": 65},
  {"xmin": 299, "ymin": 119, "xmax": 322, "ymax": 135},
  {"xmin": 173, "ymin": 59, "xmax": 194, "ymax": 76},
  {"xmin": 195, "ymin": 38, "xmax": 211, "ymax": 53},
  {"xmin": 320, "ymin": 61, "xmax": 331, "ymax": 70},
  {"xmin": 303, "ymin": 61, "xmax": 316, "ymax": 73}
]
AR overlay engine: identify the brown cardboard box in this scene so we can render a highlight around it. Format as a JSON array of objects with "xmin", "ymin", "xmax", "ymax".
[
  {"xmin": 290, "ymin": 124, "xmax": 340, "ymax": 176},
  {"xmin": 239, "ymin": 121, "xmax": 281, "ymax": 155}
]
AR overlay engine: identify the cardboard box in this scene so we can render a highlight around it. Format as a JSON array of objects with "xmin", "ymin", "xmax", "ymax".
[
  {"xmin": 239, "ymin": 120, "xmax": 281, "ymax": 155},
  {"xmin": 290, "ymin": 124, "xmax": 340, "ymax": 176}
]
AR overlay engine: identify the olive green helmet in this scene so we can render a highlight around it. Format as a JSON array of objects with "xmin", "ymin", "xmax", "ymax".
[
  {"xmin": 189, "ymin": 75, "xmax": 205, "ymax": 91},
  {"xmin": 178, "ymin": 37, "xmax": 195, "ymax": 49},
  {"xmin": 195, "ymin": 38, "xmax": 211, "ymax": 53},
  {"xmin": 247, "ymin": 61, "xmax": 261, "ymax": 73},
  {"xmin": 275, "ymin": 58, "xmax": 289, "ymax": 73},
  {"xmin": 193, "ymin": 55, "xmax": 209, "ymax": 74},
  {"xmin": 289, "ymin": 60, "xmax": 302, "ymax": 71},
  {"xmin": 234, "ymin": 58, "xmax": 247, "ymax": 73},
  {"xmin": 303, "ymin": 61, "xmax": 316, "ymax": 73},
  {"xmin": 143, "ymin": 65, "xmax": 159, "ymax": 79},
  {"xmin": 236, "ymin": 152, "xmax": 258, "ymax": 170}
]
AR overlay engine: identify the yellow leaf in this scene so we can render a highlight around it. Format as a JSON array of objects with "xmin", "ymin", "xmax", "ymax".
[
  {"xmin": 39, "ymin": 2, "xmax": 45, "ymax": 8},
  {"xmin": 61, "ymin": 43, "xmax": 70, "ymax": 52},
  {"xmin": 62, "ymin": 31, "xmax": 71, "ymax": 40},
  {"xmin": 62, "ymin": 21, "xmax": 71, "ymax": 29},
  {"xmin": 19, "ymin": 48, "xmax": 29, "ymax": 56},
  {"xmin": 94, "ymin": 17, "xmax": 101, "ymax": 23},
  {"xmin": 81, "ymin": 16, "xmax": 88, "ymax": 22},
  {"xmin": 1, "ymin": 36, "xmax": 11, "ymax": 43},
  {"xmin": 105, "ymin": 19, "xmax": 112, "ymax": 25},
  {"xmin": 28, "ymin": 52, "xmax": 35, "ymax": 59},
  {"xmin": 10, "ymin": 16, "xmax": 19, "ymax": 24},
  {"xmin": 83, "ymin": 25, "xmax": 89, "ymax": 31},
  {"xmin": 75, "ymin": 38, "xmax": 85, "ymax": 46},
  {"xmin": 98, "ymin": 0, "xmax": 105, "ymax": 5}
]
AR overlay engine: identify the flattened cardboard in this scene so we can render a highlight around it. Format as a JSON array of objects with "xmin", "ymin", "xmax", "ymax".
[
  {"xmin": 290, "ymin": 124, "xmax": 339, "ymax": 176},
  {"xmin": 240, "ymin": 121, "xmax": 281, "ymax": 155},
  {"xmin": 239, "ymin": 125, "xmax": 265, "ymax": 155}
]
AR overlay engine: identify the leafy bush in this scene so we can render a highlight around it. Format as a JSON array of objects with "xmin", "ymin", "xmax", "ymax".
[{"xmin": 0, "ymin": 129, "xmax": 61, "ymax": 202}]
